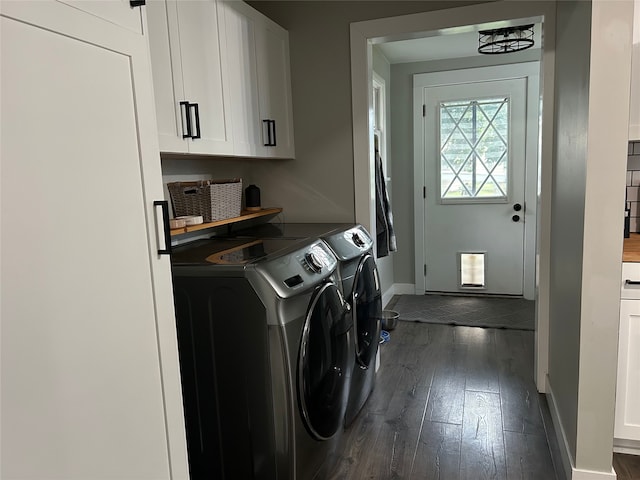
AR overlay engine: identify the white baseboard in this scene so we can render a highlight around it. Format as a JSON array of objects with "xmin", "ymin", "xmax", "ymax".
[
  {"xmin": 394, "ymin": 283, "xmax": 415, "ymax": 294},
  {"xmin": 381, "ymin": 283, "xmax": 415, "ymax": 309},
  {"xmin": 546, "ymin": 378, "xmax": 574, "ymax": 480},
  {"xmin": 572, "ymin": 468, "xmax": 617, "ymax": 480},
  {"xmin": 547, "ymin": 377, "xmax": 618, "ymax": 480},
  {"xmin": 614, "ymin": 437, "xmax": 640, "ymax": 455}
]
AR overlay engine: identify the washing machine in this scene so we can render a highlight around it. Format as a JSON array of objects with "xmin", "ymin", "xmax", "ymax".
[
  {"xmin": 228, "ymin": 223, "xmax": 382, "ymax": 427},
  {"xmin": 170, "ymin": 236, "xmax": 352, "ymax": 479}
]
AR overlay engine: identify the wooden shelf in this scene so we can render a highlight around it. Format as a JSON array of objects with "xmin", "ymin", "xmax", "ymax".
[{"xmin": 170, "ymin": 207, "xmax": 282, "ymax": 236}]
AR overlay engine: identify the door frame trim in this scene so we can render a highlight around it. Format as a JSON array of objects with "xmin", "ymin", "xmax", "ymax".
[
  {"xmin": 350, "ymin": 1, "xmax": 556, "ymax": 391},
  {"xmin": 413, "ymin": 62, "xmax": 540, "ymax": 299}
]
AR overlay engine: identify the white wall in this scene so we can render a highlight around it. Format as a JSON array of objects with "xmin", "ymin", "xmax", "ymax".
[
  {"xmin": 547, "ymin": 0, "xmax": 632, "ymax": 476},
  {"xmin": 575, "ymin": 0, "xmax": 632, "ymax": 472},
  {"xmin": 161, "ymin": 155, "xmax": 289, "ymax": 220}
]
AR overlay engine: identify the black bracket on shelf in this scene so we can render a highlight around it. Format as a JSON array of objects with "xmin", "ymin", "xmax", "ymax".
[{"xmin": 130, "ymin": 0, "xmax": 145, "ymax": 7}]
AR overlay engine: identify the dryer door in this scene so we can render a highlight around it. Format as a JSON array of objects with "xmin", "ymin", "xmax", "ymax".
[
  {"xmin": 298, "ymin": 282, "xmax": 351, "ymax": 440},
  {"xmin": 353, "ymin": 254, "xmax": 382, "ymax": 368}
]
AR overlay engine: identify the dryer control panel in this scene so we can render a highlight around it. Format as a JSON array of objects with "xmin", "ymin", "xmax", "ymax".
[
  {"xmin": 323, "ymin": 225, "xmax": 373, "ymax": 261},
  {"xmin": 254, "ymin": 240, "xmax": 338, "ymax": 298}
]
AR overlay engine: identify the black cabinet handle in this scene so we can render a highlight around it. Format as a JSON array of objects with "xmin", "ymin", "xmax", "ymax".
[
  {"xmin": 263, "ymin": 119, "xmax": 277, "ymax": 146},
  {"xmin": 180, "ymin": 101, "xmax": 192, "ymax": 139},
  {"xmin": 154, "ymin": 200, "xmax": 172, "ymax": 255},
  {"xmin": 191, "ymin": 103, "xmax": 201, "ymax": 139},
  {"xmin": 512, "ymin": 214, "xmax": 520, "ymax": 222},
  {"xmin": 625, "ymin": 279, "xmax": 640, "ymax": 285},
  {"xmin": 263, "ymin": 119, "xmax": 272, "ymax": 146},
  {"xmin": 513, "ymin": 203, "xmax": 522, "ymax": 212}
]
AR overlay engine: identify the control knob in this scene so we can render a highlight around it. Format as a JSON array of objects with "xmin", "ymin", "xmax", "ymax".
[
  {"xmin": 305, "ymin": 251, "xmax": 323, "ymax": 273},
  {"xmin": 352, "ymin": 232, "xmax": 365, "ymax": 248}
]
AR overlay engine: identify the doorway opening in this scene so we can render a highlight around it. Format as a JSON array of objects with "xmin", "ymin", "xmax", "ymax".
[{"xmin": 350, "ymin": 2, "xmax": 556, "ymax": 391}]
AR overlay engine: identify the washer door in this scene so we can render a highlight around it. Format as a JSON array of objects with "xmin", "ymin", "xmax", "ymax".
[
  {"xmin": 353, "ymin": 254, "xmax": 382, "ymax": 368},
  {"xmin": 298, "ymin": 282, "xmax": 351, "ymax": 440}
]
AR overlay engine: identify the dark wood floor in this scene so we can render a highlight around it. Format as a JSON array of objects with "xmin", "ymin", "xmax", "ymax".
[
  {"xmin": 614, "ymin": 453, "xmax": 640, "ymax": 480},
  {"xmin": 326, "ymin": 320, "xmax": 559, "ymax": 480}
]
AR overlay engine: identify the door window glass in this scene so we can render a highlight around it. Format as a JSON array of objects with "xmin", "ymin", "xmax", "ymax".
[
  {"xmin": 439, "ymin": 97, "xmax": 509, "ymax": 201},
  {"xmin": 298, "ymin": 283, "xmax": 350, "ymax": 440},
  {"xmin": 352, "ymin": 255, "xmax": 381, "ymax": 367}
]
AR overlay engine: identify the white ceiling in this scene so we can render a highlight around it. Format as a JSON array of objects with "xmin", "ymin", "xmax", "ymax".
[{"xmin": 377, "ymin": 25, "xmax": 542, "ymax": 64}]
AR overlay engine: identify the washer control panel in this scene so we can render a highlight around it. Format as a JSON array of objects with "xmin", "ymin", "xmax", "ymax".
[{"xmin": 254, "ymin": 240, "xmax": 338, "ymax": 298}]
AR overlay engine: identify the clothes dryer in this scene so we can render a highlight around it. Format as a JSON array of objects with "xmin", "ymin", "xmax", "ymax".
[
  {"xmin": 171, "ymin": 236, "xmax": 352, "ymax": 480},
  {"xmin": 319, "ymin": 225, "xmax": 381, "ymax": 427}
]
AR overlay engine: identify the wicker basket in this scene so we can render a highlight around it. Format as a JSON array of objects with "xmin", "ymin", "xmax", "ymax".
[{"xmin": 167, "ymin": 179, "xmax": 242, "ymax": 222}]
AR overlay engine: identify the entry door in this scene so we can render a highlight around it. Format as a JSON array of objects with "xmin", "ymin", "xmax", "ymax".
[{"xmin": 422, "ymin": 78, "xmax": 527, "ymax": 295}]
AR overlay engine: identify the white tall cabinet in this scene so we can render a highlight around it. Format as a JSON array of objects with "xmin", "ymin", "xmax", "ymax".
[
  {"xmin": 0, "ymin": 2, "xmax": 188, "ymax": 479},
  {"xmin": 56, "ymin": 0, "xmax": 143, "ymax": 34}
]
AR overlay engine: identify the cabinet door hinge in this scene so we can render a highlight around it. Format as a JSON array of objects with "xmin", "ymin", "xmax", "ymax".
[
  {"xmin": 422, "ymin": 104, "xmax": 426, "ymax": 117},
  {"xmin": 130, "ymin": 0, "xmax": 145, "ymax": 7}
]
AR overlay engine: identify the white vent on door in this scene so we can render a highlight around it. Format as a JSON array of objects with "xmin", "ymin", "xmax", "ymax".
[{"xmin": 460, "ymin": 252, "xmax": 486, "ymax": 288}]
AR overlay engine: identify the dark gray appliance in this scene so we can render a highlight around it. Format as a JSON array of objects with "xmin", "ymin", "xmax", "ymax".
[
  {"xmin": 171, "ymin": 236, "xmax": 352, "ymax": 479},
  {"xmin": 229, "ymin": 223, "xmax": 382, "ymax": 427},
  {"xmin": 319, "ymin": 225, "xmax": 381, "ymax": 426}
]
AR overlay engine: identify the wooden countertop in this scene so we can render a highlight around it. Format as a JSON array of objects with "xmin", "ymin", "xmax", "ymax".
[{"xmin": 623, "ymin": 233, "xmax": 640, "ymax": 262}]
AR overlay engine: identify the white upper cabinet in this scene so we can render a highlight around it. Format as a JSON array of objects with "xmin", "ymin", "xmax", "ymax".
[
  {"xmin": 630, "ymin": 0, "xmax": 640, "ymax": 140},
  {"xmin": 220, "ymin": 0, "xmax": 295, "ymax": 158},
  {"xmin": 147, "ymin": 0, "xmax": 233, "ymax": 155},
  {"xmin": 221, "ymin": 1, "xmax": 262, "ymax": 157},
  {"xmin": 255, "ymin": 14, "xmax": 295, "ymax": 158}
]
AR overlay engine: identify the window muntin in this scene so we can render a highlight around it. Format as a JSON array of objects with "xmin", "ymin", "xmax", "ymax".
[{"xmin": 439, "ymin": 97, "xmax": 509, "ymax": 201}]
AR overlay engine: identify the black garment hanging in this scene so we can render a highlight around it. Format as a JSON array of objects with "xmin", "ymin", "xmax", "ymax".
[{"xmin": 375, "ymin": 148, "xmax": 397, "ymax": 258}]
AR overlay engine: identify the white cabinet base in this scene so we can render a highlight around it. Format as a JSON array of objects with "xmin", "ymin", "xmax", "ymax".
[
  {"xmin": 616, "ymin": 295, "xmax": 640, "ymax": 442},
  {"xmin": 614, "ymin": 438, "xmax": 640, "ymax": 456}
]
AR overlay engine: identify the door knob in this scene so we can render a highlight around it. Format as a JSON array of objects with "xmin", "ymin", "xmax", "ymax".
[
  {"xmin": 513, "ymin": 203, "xmax": 522, "ymax": 212},
  {"xmin": 512, "ymin": 214, "xmax": 520, "ymax": 222}
]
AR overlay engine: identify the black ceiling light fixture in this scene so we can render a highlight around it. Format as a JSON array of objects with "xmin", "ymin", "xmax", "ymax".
[{"xmin": 478, "ymin": 24, "xmax": 535, "ymax": 55}]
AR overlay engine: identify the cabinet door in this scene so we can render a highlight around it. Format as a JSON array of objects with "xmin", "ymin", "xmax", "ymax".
[
  {"xmin": 147, "ymin": 0, "xmax": 188, "ymax": 153},
  {"xmin": 615, "ymin": 299, "xmax": 640, "ymax": 441},
  {"xmin": 255, "ymin": 18, "xmax": 295, "ymax": 158},
  {"xmin": 221, "ymin": 0, "xmax": 264, "ymax": 157},
  {"xmin": 176, "ymin": 0, "xmax": 233, "ymax": 155},
  {"xmin": 0, "ymin": 2, "xmax": 188, "ymax": 479},
  {"xmin": 147, "ymin": 0, "xmax": 233, "ymax": 155},
  {"xmin": 56, "ymin": 0, "xmax": 142, "ymax": 33}
]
